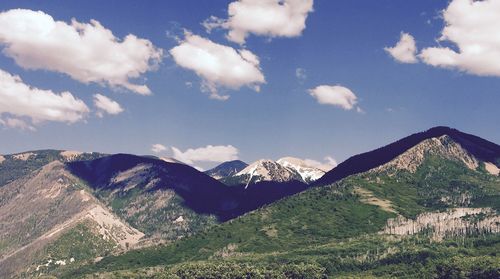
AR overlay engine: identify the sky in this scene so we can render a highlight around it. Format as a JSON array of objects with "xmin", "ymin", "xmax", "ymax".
[{"xmin": 0, "ymin": 0, "xmax": 499, "ymax": 170}]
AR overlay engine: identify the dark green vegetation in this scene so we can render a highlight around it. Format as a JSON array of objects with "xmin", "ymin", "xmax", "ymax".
[
  {"xmin": 1, "ymin": 127, "xmax": 499, "ymax": 278},
  {"xmin": 352, "ymin": 155, "xmax": 500, "ymax": 218},
  {"xmin": 21, "ymin": 221, "xmax": 117, "ymax": 278},
  {"xmin": 62, "ymin": 128, "xmax": 500, "ymax": 279}
]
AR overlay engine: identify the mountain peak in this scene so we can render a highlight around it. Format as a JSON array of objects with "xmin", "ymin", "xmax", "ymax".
[
  {"xmin": 276, "ymin": 157, "xmax": 326, "ymax": 182},
  {"xmin": 205, "ymin": 160, "xmax": 248, "ymax": 179},
  {"xmin": 315, "ymin": 127, "xmax": 500, "ymax": 186},
  {"xmin": 373, "ymin": 135, "xmax": 479, "ymax": 174}
]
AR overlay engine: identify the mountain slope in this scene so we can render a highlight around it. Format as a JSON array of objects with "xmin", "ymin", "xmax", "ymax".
[
  {"xmin": 204, "ymin": 160, "xmax": 248, "ymax": 180},
  {"xmin": 0, "ymin": 161, "xmax": 142, "ymax": 278},
  {"xmin": 67, "ymin": 154, "xmax": 238, "ymax": 241},
  {"xmin": 315, "ymin": 126, "xmax": 500, "ymax": 186},
  {"xmin": 68, "ymin": 127, "xmax": 500, "ymax": 278},
  {"xmin": 0, "ymin": 150, "xmax": 104, "ymax": 187}
]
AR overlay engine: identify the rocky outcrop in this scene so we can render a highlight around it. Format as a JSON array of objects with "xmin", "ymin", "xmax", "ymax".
[
  {"xmin": 484, "ymin": 162, "xmax": 500, "ymax": 176},
  {"xmin": 373, "ymin": 135, "xmax": 479, "ymax": 174},
  {"xmin": 382, "ymin": 208, "xmax": 500, "ymax": 241}
]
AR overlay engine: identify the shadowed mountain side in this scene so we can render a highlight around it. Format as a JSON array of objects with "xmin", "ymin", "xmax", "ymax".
[
  {"xmin": 205, "ymin": 160, "xmax": 248, "ymax": 180},
  {"xmin": 221, "ymin": 180, "xmax": 309, "ymax": 220},
  {"xmin": 314, "ymin": 126, "xmax": 500, "ymax": 186},
  {"xmin": 66, "ymin": 154, "xmax": 237, "ymax": 215},
  {"xmin": 66, "ymin": 154, "xmax": 309, "ymax": 222}
]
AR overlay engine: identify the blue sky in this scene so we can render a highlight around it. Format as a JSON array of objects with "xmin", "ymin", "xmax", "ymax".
[{"xmin": 0, "ymin": 0, "xmax": 499, "ymax": 169}]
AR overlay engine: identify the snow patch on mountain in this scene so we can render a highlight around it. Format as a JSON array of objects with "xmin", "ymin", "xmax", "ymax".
[{"xmin": 277, "ymin": 157, "xmax": 326, "ymax": 183}]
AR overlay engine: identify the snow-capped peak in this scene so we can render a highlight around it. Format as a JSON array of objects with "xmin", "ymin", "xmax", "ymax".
[
  {"xmin": 232, "ymin": 157, "xmax": 327, "ymax": 187},
  {"xmin": 235, "ymin": 159, "xmax": 301, "ymax": 188},
  {"xmin": 277, "ymin": 157, "xmax": 326, "ymax": 183}
]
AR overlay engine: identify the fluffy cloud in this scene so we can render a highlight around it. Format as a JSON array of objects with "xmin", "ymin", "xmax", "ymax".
[
  {"xmin": 151, "ymin": 144, "xmax": 167, "ymax": 154},
  {"xmin": 169, "ymin": 32, "xmax": 265, "ymax": 100},
  {"xmin": 384, "ymin": 32, "xmax": 418, "ymax": 63},
  {"xmin": 93, "ymin": 94, "xmax": 124, "ymax": 117},
  {"xmin": 418, "ymin": 0, "xmax": 500, "ymax": 77},
  {"xmin": 304, "ymin": 156, "xmax": 338, "ymax": 172},
  {"xmin": 308, "ymin": 85, "xmax": 359, "ymax": 110},
  {"xmin": 0, "ymin": 9, "xmax": 162, "ymax": 95},
  {"xmin": 171, "ymin": 145, "xmax": 239, "ymax": 165},
  {"xmin": 203, "ymin": 0, "xmax": 314, "ymax": 44},
  {"xmin": 0, "ymin": 68, "xmax": 89, "ymax": 128}
]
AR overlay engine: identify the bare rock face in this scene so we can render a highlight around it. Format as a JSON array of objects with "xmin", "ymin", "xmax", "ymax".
[
  {"xmin": 382, "ymin": 208, "xmax": 500, "ymax": 241},
  {"xmin": 373, "ymin": 135, "xmax": 479, "ymax": 174}
]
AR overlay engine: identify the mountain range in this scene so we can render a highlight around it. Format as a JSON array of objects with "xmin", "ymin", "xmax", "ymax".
[
  {"xmin": 210, "ymin": 157, "xmax": 328, "ymax": 186},
  {"xmin": 0, "ymin": 126, "xmax": 499, "ymax": 278}
]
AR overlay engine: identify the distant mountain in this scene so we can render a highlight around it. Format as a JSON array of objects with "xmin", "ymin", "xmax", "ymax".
[
  {"xmin": 277, "ymin": 157, "xmax": 326, "ymax": 183},
  {"xmin": 204, "ymin": 160, "xmax": 248, "ymax": 180},
  {"xmin": 223, "ymin": 157, "xmax": 326, "ymax": 186},
  {"xmin": 314, "ymin": 126, "xmax": 500, "ymax": 186},
  {"xmin": 73, "ymin": 126, "xmax": 500, "ymax": 278}
]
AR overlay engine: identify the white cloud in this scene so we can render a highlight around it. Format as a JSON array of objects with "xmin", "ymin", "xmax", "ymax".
[
  {"xmin": 0, "ymin": 9, "xmax": 163, "ymax": 95},
  {"xmin": 304, "ymin": 156, "xmax": 337, "ymax": 172},
  {"xmin": 418, "ymin": 0, "xmax": 500, "ymax": 77},
  {"xmin": 169, "ymin": 32, "xmax": 265, "ymax": 100},
  {"xmin": 308, "ymin": 85, "xmax": 359, "ymax": 110},
  {"xmin": 384, "ymin": 32, "xmax": 418, "ymax": 64},
  {"xmin": 0, "ymin": 68, "xmax": 89, "ymax": 128},
  {"xmin": 203, "ymin": 0, "xmax": 314, "ymax": 44},
  {"xmin": 295, "ymin": 67, "xmax": 307, "ymax": 81},
  {"xmin": 0, "ymin": 117, "xmax": 35, "ymax": 131},
  {"xmin": 171, "ymin": 145, "xmax": 239, "ymax": 165},
  {"xmin": 151, "ymin": 144, "xmax": 167, "ymax": 154},
  {"xmin": 93, "ymin": 94, "xmax": 124, "ymax": 117}
]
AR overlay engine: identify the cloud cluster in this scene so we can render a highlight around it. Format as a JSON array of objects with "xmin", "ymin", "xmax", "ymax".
[
  {"xmin": 93, "ymin": 94, "xmax": 124, "ymax": 117},
  {"xmin": 171, "ymin": 144, "xmax": 239, "ymax": 165},
  {"xmin": 203, "ymin": 0, "xmax": 314, "ymax": 44},
  {"xmin": 384, "ymin": 32, "xmax": 418, "ymax": 64},
  {"xmin": 0, "ymin": 68, "xmax": 89, "ymax": 128},
  {"xmin": 387, "ymin": 0, "xmax": 500, "ymax": 78},
  {"xmin": 0, "ymin": 9, "xmax": 163, "ymax": 95},
  {"xmin": 170, "ymin": 32, "xmax": 265, "ymax": 100},
  {"xmin": 308, "ymin": 85, "xmax": 359, "ymax": 110},
  {"xmin": 151, "ymin": 144, "xmax": 168, "ymax": 154},
  {"xmin": 419, "ymin": 0, "xmax": 500, "ymax": 77},
  {"xmin": 304, "ymin": 156, "xmax": 337, "ymax": 172}
]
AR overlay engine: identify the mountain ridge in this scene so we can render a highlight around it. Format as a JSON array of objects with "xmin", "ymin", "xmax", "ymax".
[{"xmin": 315, "ymin": 126, "xmax": 500, "ymax": 186}]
